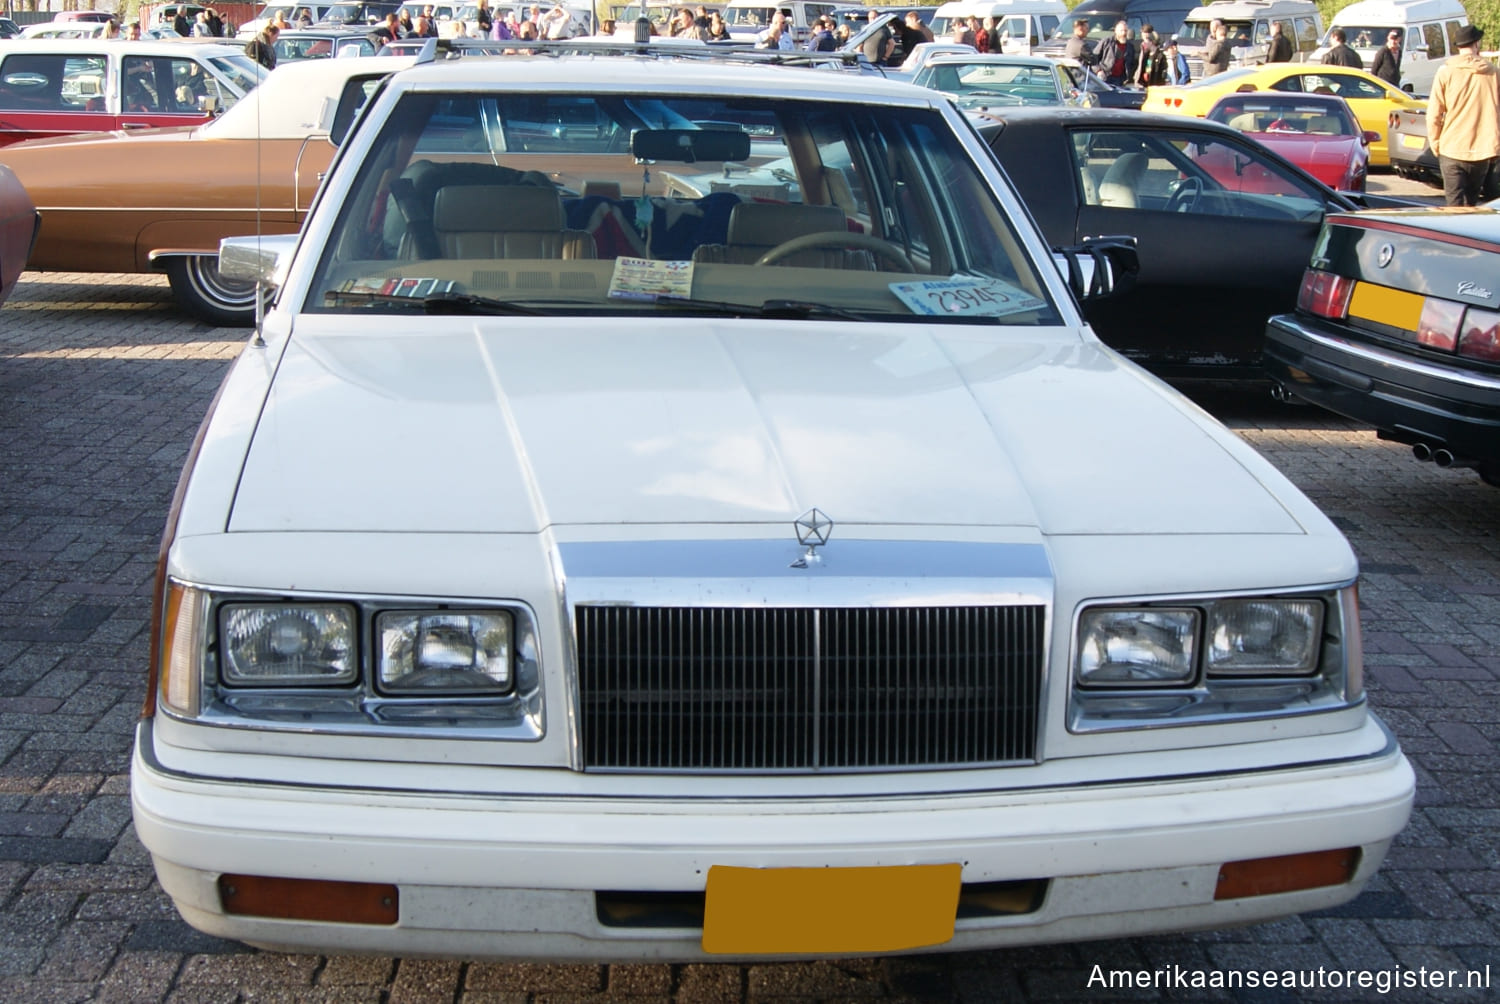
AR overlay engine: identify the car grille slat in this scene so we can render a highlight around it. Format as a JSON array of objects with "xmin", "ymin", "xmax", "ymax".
[{"xmin": 577, "ymin": 606, "xmax": 1043, "ymax": 772}]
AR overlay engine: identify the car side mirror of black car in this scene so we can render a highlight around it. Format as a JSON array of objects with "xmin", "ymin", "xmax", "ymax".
[{"xmin": 1053, "ymin": 236, "xmax": 1139, "ymax": 302}]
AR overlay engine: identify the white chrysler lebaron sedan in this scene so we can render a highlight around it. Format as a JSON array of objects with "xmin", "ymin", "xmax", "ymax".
[{"xmin": 130, "ymin": 51, "xmax": 1413, "ymax": 961}]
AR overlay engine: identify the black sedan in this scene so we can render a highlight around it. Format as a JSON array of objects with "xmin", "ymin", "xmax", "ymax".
[
  {"xmin": 1265, "ymin": 207, "xmax": 1500, "ymax": 487},
  {"xmin": 982, "ymin": 107, "xmax": 1414, "ymax": 380}
]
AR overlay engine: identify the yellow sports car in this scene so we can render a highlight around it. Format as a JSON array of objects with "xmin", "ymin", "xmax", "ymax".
[{"xmin": 1141, "ymin": 64, "xmax": 1424, "ymax": 166}]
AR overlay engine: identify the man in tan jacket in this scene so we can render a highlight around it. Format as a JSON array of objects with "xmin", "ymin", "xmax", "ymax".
[{"xmin": 1427, "ymin": 24, "xmax": 1499, "ymax": 206}]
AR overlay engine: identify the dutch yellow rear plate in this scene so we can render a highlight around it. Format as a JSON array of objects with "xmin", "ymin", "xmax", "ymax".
[
  {"xmin": 1348, "ymin": 281, "xmax": 1423, "ymax": 331},
  {"xmin": 1400, "ymin": 134, "xmax": 1426, "ymax": 149},
  {"xmin": 702, "ymin": 863, "xmax": 962, "ymax": 955}
]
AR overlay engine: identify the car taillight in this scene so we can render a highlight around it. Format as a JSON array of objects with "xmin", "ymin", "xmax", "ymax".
[
  {"xmin": 1297, "ymin": 268, "xmax": 1353, "ymax": 319},
  {"xmin": 1387, "ymin": 112, "xmax": 1399, "ymax": 128},
  {"xmin": 1459, "ymin": 306, "xmax": 1500, "ymax": 362},
  {"xmin": 1416, "ymin": 298, "xmax": 1463, "ymax": 351}
]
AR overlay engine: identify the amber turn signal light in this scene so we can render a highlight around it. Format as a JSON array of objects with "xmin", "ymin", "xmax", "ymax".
[
  {"xmin": 218, "ymin": 874, "xmax": 399, "ymax": 925},
  {"xmin": 1215, "ymin": 848, "xmax": 1360, "ymax": 900}
]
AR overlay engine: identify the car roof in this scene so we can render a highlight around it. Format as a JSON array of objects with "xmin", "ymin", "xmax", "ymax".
[
  {"xmin": 923, "ymin": 53, "xmax": 1058, "ymax": 67},
  {"xmin": 976, "ymin": 103, "xmax": 1247, "ymax": 134},
  {"xmin": 391, "ymin": 50, "xmax": 950, "ymax": 103},
  {"xmin": 0, "ymin": 38, "xmax": 248, "ymax": 56}
]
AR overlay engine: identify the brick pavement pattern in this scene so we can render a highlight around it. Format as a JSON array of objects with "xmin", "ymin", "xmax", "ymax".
[{"xmin": 1, "ymin": 274, "xmax": 1497, "ymax": 1002}]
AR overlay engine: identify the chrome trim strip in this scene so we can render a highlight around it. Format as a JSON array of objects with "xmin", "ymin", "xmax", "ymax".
[
  {"xmin": 1272, "ymin": 316, "xmax": 1500, "ymax": 393},
  {"xmin": 134, "ymin": 715, "xmax": 1408, "ymax": 801},
  {"xmin": 558, "ymin": 540, "xmax": 1052, "ymax": 580}
]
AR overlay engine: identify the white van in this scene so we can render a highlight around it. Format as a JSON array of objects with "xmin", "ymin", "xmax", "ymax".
[
  {"xmin": 1175, "ymin": 0, "xmax": 1323, "ymax": 78},
  {"xmin": 721, "ymin": 0, "xmax": 839, "ymax": 43},
  {"xmin": 928, "ymin": 0, "xmax": 1067, "ymax": 54},
  {"xmin": 1310, "ymin": 0, "xmax": 1469, "ymax": 95}
]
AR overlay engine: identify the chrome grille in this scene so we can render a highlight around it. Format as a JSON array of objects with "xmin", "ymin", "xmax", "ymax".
[{"xmin": 577, "ymin": 606, "xmax": 1044, "ymax": 771}]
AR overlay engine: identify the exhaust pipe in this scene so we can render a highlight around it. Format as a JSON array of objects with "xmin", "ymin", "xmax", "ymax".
[
  {"xmin": 1270, "ymin": 383, "xmax": 1293, "ymax": 403},
  {"xmin": 1412, "ymin": 443, "xmax": 1434, "ymax": 462},
  {"xmin": 1434, "ymin": 450, "xmax": 1479, "ymax": 470}
]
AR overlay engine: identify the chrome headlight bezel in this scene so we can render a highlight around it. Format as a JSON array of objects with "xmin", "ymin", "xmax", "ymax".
[
  {"xmin": 1070, "ymin": 586, "xmax": 1361, "ymax": 733},
  {"xmin": 155, "ymin": 580, "xmax": 542, "ymax": 740}
]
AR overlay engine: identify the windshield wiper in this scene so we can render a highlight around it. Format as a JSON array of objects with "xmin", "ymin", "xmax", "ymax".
[
  {"xmin": 651, "ymin": 296, "xmax": 878, "ymax": 321},
  {"xmin": 322, "ymin": 289, "xmax": 548, "ymax": 315}
]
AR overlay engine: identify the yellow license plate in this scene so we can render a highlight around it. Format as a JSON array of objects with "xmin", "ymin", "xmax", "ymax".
[
  {"xmin": 702, "ymin": 863, "xmax": 962, "ymax": 955},
  {"xmin": 1348, "ymin": 281, "xmax": 1423, "ymax": 331},
  {"xmin": 1400, "ymin": 134, "xmax": 1427, "ymax": 149}
]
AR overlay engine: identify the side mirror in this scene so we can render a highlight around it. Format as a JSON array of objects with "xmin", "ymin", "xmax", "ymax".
[
  {"xmin": 1362, "ymin": 130, "xmax": 1380, "ymax": 146},
  {"xmin": 1052, "ymin": 235, "xmax": 1139, "ymax": 302},
  {"xmin": 219, "ymin": 234, "xmax": 298, "ymax": 286}
]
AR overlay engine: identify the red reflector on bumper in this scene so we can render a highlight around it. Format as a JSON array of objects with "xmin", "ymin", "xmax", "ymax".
[
  {"xmin": 218, "ymin": 874, "xmax": 399, "ymax": 925},
  {"xmin": 1215, "ymin": 848, "xmax": 1360, "ymax": 900}
]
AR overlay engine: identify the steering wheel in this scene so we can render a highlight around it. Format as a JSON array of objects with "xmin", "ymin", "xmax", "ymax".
[
  {"xmin": 1165, "ymin": 177, "xmax": 1203, "ymax": 214},
  {"xmin": 754, "ymin": 232, "xmax": 916, "ymax": 272}
]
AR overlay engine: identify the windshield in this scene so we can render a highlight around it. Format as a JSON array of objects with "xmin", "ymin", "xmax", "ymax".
[
  {"xmin": 307, "ymin": 89, "xmax": 1058, "ymax": 323},
  {"xmin": 723, "ymin": 7, "xmax": 778, "ymax": 28},
  {"xmin": 1177, "ymin": 19, "xmax": 1255, "ymax": 46},
  {"xmin": 205, "ymin": 55, "xmax": 269, "ymax": 99},
  {"xmin": 1324, "ymin": 26, "xmax": 1397, "ymax": 49},
  {"xmin": 914, "ymin": 61, "xmax": 1063, "ymax": 105},
  {"xmin": 1209, "ymin": 98, "xmax": 1357, "ymax": 136}
]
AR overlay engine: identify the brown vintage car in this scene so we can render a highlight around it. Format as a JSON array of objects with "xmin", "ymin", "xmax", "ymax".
[
  {"xmin": 0, "ymin": 56, "xmax": 408, "ymax": 324},
  {"xmin": 0, "ymin": 164, "xmax": 40, "ymax": 306}
]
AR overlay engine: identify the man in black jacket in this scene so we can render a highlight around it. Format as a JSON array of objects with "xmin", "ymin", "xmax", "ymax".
[
  {"xmin": 1370, "ymin": 30, "xmax": 1403, "ymax": 86},
  {"xmin": 1322, "ymin": 29, "xmax": 1364, "ymax": 69},
  {"xmin": 1266, "ymin": 21, "xmax": 1293, "ymax": 62},
  {"xmin": 1094, "ymin": 20, "xmax": 1137, "ymax": 87}
]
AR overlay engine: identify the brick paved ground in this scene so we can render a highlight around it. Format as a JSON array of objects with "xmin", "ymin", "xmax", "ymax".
[{"xmin": 1, "ymin": 273, "xmax": 1496, "ymax": 1002}]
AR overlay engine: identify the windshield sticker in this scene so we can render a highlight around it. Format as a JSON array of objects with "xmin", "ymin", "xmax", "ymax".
[
  {"xmin": 890, "ymin": 277, "xmax": 1046, "ymax": 318},
  {"xmin": 338, "ymin": 277, "xmax": 456, "ymax": 298},
  {"xmin": 608, "ymin": 257, "xmax": 695, "ymax": 302}
]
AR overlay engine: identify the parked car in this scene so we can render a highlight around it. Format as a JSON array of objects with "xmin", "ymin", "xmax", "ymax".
[
  {"xmin": 1309, "ymin": 0, "xmax": 1471, "ymax": 96},
  {"xmin": 1387, "ymin": 105, "xmax": 1437, "ymax": 183},
  {"xmin": 18, "ymin": 21, "xmax": 110, "ymax": 40},
  {"xmin": 1207, "ymin": 91, "xmax": 1375, "ymax": 192},
  {"xmin": 1174, "ymin": 0, "xmax": 1324, "ymax": 78},
  {"xmin": 1033, "ymin": 0, "xmax": 1198, "ymax": 57},
  {"xmin": 1056, "ymin": 56, "xmax": 1147, "ymax": 109},
  {"xmin": 1142, "ymin": 62, "xmax": 1425, "ymax": 165},
  {"xmin": 318, "ymin": 0, "xmax": 404, "ymax": 26},
  {"xmin": 129, "ymin": 50, "xmax": 1412, "ymax": 962},
  {"xmin": 274, "ymin": 27, "xmax": 379, "ymax": 60},
  {"xmin": 0, "ymin": 56, "xmax": 407, "ymax": 324},
  {"xmin": 1266, "ymin": 206, "xmax": 1500, "ymax": 486},
  {"xmin": 149, "ymin": 4, "xmax": 212, "ymax": 32},
  {"xmin": 238, "ymin": 3, "xmax": 335, "ymax": 38},
  {"xmin": 0, "ymin": 18, "xmax": 22, "ymax": 40},
  {"xmin": 909, "ymin": 53, "xmax": 1085, "ymax": 107},
  {"xmin": 982, "ymin": 106, "xmax": 1415, "ymax": 379},
  {"xmin": 0, "ymin": 39, "xmax": 265, "ymax": 147},
  {"xmin": 0, "ymin": 163, "xmax": 39, "ymax": 306}
]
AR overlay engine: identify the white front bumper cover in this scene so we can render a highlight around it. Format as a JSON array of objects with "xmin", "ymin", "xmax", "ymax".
[{"xmin": 132, "ymin": 719, "xmax": 1413, "ymax": 962}]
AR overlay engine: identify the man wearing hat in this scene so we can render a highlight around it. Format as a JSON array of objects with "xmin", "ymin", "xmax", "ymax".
[
  {"xmin": 1427, "ymin": 23, "xmax": 1499, "ymax": 206},
  {"xmin": 1165, "ymin": 35, "xmax": 1190, "ymax": 85}
]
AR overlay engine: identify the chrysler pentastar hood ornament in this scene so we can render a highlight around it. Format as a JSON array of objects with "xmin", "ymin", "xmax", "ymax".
[{"xmin": 790, "ymin": 508, "xmax": 833, "ymax": 568}]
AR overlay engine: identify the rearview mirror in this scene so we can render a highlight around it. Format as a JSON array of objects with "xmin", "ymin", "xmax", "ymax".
[
  {"xmin": 631, "ymin": 128, "xmax": 751, "ymax": 163},
  {"xmin": 1052, "ymin": 235, "xmax": 1138, "ymax": 302}
]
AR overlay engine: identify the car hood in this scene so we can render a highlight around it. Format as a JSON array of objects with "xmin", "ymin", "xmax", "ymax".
[{"xmin": 227, "ymin": 318, "xmax": 1306, "ymax": 537}]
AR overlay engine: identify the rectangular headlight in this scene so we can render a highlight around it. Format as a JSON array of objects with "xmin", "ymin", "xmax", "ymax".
[
  {"xmin": 1207, "ymin": 598, "xmax": 1323, "ymax": 675},
  {"xmin": 1077, "ymin": 607, "xmax": 1198, "ymax": 687},
  {"xmin": 220, "ymin": 603, "xmax": 358, "ymax": 686},
  {"xmin": 377, "ymin": 611, "xmax": 512, "ymax": 694}
]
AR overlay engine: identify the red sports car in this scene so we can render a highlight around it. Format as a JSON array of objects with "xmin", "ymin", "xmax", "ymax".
[
  {"xmin": 0, "ymin": 165, "xmax": 40, "ymax": 306},
  {"xmin": 1205, "ymin": 92, "xmax": 1376, "ymax": 193}
]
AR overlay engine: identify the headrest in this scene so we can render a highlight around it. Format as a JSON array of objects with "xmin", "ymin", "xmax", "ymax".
[
  {"xmin": 432, "ymin": 185, "xmax": 564, "ymax": 232},
  {"xmin": 726, "ymin": 203, "xmax": 847, "ymax": 247}
]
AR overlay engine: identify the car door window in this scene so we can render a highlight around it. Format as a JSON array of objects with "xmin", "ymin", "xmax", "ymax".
[
  {"xmin": 1445, "ymin": 20, "xmax": 1465, "ymax": 53},
  {"xmin": 1293, "ymin": 17, "xmax": 1318, "ymax": 54},
  {"xmin": 1071, "ymin": 128, "xmax": 1327, "ymax": 222},
  {"xmin": 1422, "ymin": 23, "xmax": 1446, "ymax": 57},
  {"xmin": 0, "ymin": 54, "xmax": 107, "ymax": 112}
]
